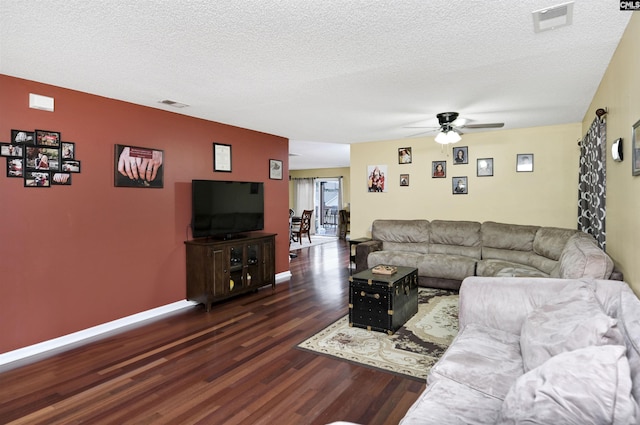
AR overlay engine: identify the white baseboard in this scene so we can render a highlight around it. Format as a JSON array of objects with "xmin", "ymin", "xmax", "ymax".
[{"xmin": 0, "ymin": 271, "xmax": 292, "ymax": 369}]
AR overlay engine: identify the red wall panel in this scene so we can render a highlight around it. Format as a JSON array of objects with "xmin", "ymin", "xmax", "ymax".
[{"xmin": 0, "ymin": 75, "xmax": 290, "ymax": 353}]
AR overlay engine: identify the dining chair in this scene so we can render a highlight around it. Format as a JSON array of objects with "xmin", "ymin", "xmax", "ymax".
[{"xmin": 292, "ymin": 209, "xmax": 313, "ymax": 245}]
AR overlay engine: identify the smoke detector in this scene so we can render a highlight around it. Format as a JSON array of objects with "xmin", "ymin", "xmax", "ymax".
[{"xmin": 532, "ymin": 2, "xmax": 574, "ymax": 33}]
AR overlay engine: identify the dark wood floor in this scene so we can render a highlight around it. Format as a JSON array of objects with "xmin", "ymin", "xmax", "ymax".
[{"xmin": 0, "ymin": 239, "xmax": 424, "ymax": 425}]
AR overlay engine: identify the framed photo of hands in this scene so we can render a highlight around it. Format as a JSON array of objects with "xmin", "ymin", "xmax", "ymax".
[{"xmin": 114, "ymin": 144, "xmax": 164, "ymax": 188}]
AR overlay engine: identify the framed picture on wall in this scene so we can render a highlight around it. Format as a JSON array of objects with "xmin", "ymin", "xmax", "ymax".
[
  {"xmin": 0, "ymin": 143, "xmax": 23, "ymax": 157},
  {"xmin": 269, "ymin": 159, "xmax": 283, "ymax": 179},
  {"xmin": 367, "ymin": 165, "xmax": 387, "ymax": 192},
  {"xmin": 213, "ymin": 143, "xmax": 232, "ymax": 172},
  {"xmin": 114, "ymin": 144, "xmax": 163, "ymax": 188},
  {"xmin": 61, "ymin": 142, "xmax": 75, "ymax": 159},
  {"xmin": 52, "ymin": 172, "xmax": 72, "ymax": 185},
  {"xmin": 432, "ymin": 161, "xmax": 446, "ymax": 178},
  {"xmin": 35, "ymin": 129, "xmax": 61, "ymax": 147},
  {"xmin": 24, "ymin": 146, "xmax": 60, "ymax": 171},
  {"xmin": 11, "ymin": 129, "xmax": 34, "ymax": 144},
  {"xmin": 62, "ymin": 160, "xmax": 81, "ymax": 173},
  {"xmin": 632, "ymin": 119, "xmax": 640, "ymax": 176},
  {"xmin": 516, "ymin": 154, "xmax": 534, "ymax": 172},
  {"xmin": 477, "ymin": 158, "xmax": 493, "ymax": 177},
  {"xmin": 398, "ymin": 147, "xmax": 412, "ymax": 164},
  {"xmin": 24, "ymin": 171, "xmax": 51, "ymax": 187},
  {"xmin": 452, "ymin": 176, "xmax": 468, "ymax": 194},
  {"xmin": 453, "ymin": 146, "xmax": 468, "ymax": 164},
  {"xmin": 400, "ymin": 174, "xmax": 409, "ymax": 186},
  {"xmin": 6, "ymin": 158, "xmax": 23, "ymax": 177}
]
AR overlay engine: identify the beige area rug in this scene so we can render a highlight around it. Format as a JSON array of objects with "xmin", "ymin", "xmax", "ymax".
[
  {"xmin": 290, "ymin": 235, "xmax": 338, "ymax": 249},
  {"xmin": 297, "ymin": 288, "xmax": 459, "ymax": 381}
]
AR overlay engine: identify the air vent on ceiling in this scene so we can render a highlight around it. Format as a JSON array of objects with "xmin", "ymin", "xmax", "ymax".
[
  {"xmin": 532, "ymin": 1, "xmax": 574, "ymax": 33},
  {"xmin": 159, "ymin": 99, "xmax": 189, "ymax": 108}
]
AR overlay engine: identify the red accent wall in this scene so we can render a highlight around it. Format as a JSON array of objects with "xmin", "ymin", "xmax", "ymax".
[{"xmin": 0, "ymin": 75, "xmax": 290, "ymax": 354}]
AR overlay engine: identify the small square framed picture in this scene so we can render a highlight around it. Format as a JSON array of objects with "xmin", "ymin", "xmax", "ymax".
[
  {"xmin": 269, "ymin": 159, "xmax": 283, "ymax": 180},
  {"xmin": 453, "ymin": 146, "xmax": 468, "ymax": 164},
  {"xmin": 398, "ymin": 147, "xmax": 412, "ymax": 164},
  {"xmin": 400, "ymin": 174, "xmax": 409, "ymax": 186},
  {"xmin": 432, "ymin": 161, "xmax": 446, "ymax": 178},
  {"xmin": 452, "ymin": 176, "xmax": 468, "ymax": 194},
  {"xmin": 477, "ymin": 158, "xmax": 493, "ymax": 177},
  {"xmin": 516, "ymin": 154, "xmax": 534, "ymax": 172}
]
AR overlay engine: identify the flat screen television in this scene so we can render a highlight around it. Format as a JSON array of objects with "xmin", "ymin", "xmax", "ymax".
[{"xmin": 191, "ymin": 180, "xmax": 264, "ymax": 239}]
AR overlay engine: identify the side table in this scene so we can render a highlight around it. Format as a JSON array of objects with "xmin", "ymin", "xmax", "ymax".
[{"xmin": 348, "ymin": 237, "xmax": 371, "ymax": 273}]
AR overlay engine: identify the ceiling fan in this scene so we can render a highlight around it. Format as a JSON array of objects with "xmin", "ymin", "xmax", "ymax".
[{"xmin": 406, "ymin": 112, "xmax": 504, "ymax": 144}]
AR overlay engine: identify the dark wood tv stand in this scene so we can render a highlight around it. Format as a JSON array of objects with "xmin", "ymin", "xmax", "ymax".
[{"xmin": 185, "ymin": 232, "xmax": 276, "ymax": 311}]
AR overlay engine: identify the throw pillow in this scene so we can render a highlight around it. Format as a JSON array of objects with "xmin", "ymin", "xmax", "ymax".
[
  {"xmin": 497, "ymin": 345, "xmax": 638, "ymax": 425},
  {"xmin": 520, "ymin": 284, "xmax": 623, "ymax": 372}
]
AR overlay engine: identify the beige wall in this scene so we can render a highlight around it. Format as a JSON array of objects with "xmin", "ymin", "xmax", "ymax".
[
  {"xmin": 350, "ymin": 123, "xmax": 581, "ymax": 238},
  {"xmin": 584, "ymin": 13, "xmax": 640, "ymax": 293},
  {"xmin": 289, "ymin": 167, "xmax": 351, "ymax": 210}
]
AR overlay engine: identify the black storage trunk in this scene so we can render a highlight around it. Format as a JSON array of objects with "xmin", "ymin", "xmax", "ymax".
[{"xmin": 348, "ymin": 266, "xmax": 418, "ymax": 334}]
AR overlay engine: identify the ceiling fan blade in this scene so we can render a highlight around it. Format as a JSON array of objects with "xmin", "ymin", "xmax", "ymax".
[
  {"xmin": 403, "ymin": 126, "xmax": 439, "ymax": 129},
  {"xmin": 461, "ymin": 122, "xmax": 504, "ymax": 129},
  {"xmin": 406, "ymin": 129, "xmax": 437, "ymax": 137}
]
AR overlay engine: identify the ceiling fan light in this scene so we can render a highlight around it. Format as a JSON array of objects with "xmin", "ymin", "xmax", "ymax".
[
  {"xmin": 435, "ymin": 131, "xmax": 449, "ymax": 144},
  {"xmin": 447, "ymin": 130, "xmax": 462, "ymax": 143}
]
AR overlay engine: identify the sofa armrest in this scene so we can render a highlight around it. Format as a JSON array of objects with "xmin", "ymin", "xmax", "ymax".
[
  {"xmin": 458, "ymin": 276, "xmax": 582, "ymax": 335},
  {"xmin": 354, "ymin": 240, "xmax": 382, "ymax": 273},
  {"xmin": 610, "ymin": 266, "xmax": 624, "ymax": 281}
]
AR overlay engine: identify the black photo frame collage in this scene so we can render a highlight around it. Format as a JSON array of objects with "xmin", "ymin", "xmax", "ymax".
[{"xmin": 1, "ymin": 129, "xmax": 81, "ymax": 187}]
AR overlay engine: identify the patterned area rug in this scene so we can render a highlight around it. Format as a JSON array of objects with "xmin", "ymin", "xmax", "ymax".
[{"xmin": 297, "ymin": 288, "xmax": 459, "ymax": 381}]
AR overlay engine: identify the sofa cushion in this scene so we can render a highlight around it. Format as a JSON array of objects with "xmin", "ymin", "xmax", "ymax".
[
  {"xmin": 418, "ymin": 254, "xmax": 477, "ymax": 281},
  {"xmin": 429, "ymin": 323, "xmax": 523, "ymax": 400},
  {"xmin": 367, "ymin": 251, "xmax": 423, "ymax": 270},
  {"xmin": 380, "ymin": 241, "xmax": 430, "ymax": 254},
  {"xmin": 371, "ymin": 219, "xmax": 430, "ymax": 243},
  {"xmin": 533, "ymin": 227, "xmax": 577, "ymax": 260},
  {"xmin": 497, "ymin": 345, "xmax": 638, "ymax": 425},
  {"xmin": 429, "ymin": 220, "xmax": 482, "ymax": 259},
  {"xmin": 399, "ymin": 378, "xmax": 503, "ymax": 425},
  {"xmin": 479, "ymin": 248, "xmax": 556, "ymax": 273},
  {"xmin": 476, "ymin": 259, "xmax": 548, "ymax": 278},
  {"xmin": 481, "ymin": 221, "xmax": 539, "ymax": 251},
  {"xmin": 520, "ymin": 284, "xmax": 624, "ymax": 372},
  {"xmin": 558, "ymin": 232, "xmax": 614, "ymax": 279}
]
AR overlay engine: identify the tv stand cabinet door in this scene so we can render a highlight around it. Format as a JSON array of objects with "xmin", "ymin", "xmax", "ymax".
[
  {"xmin": 186, "ymin": 245, "xmax": 225, "ymax": 312},
  {"xmin": 261, "ymin": 237, "xmax": 275, "ymax": 289}
]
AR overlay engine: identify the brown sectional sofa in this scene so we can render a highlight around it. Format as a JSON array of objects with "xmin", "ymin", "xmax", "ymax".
[{"xmin": 355, "ymin": 219, "xmax": 620, "ymax": 290}]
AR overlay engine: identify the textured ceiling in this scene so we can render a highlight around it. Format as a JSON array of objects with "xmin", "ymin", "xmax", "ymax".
[{"xmin": 0, "ymin": 1, "xmax": 631, "ymax": 169}]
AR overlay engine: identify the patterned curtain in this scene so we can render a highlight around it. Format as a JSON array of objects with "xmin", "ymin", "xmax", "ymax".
[{"xmin": 578, "ymin": 117, "xmax": 607, "ymax": 250}]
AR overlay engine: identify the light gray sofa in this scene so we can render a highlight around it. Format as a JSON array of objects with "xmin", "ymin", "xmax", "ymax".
[
  {"xmin": 329, "ymin": 277, "xmax": 640, "ymax": 424},
  {"xmin": 398, "ymin": 276, "xmax": 640, "ymax": 424},
  {"xmin": 355, "ymin": 219, "xmax": 620, "ymax": 290}
]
